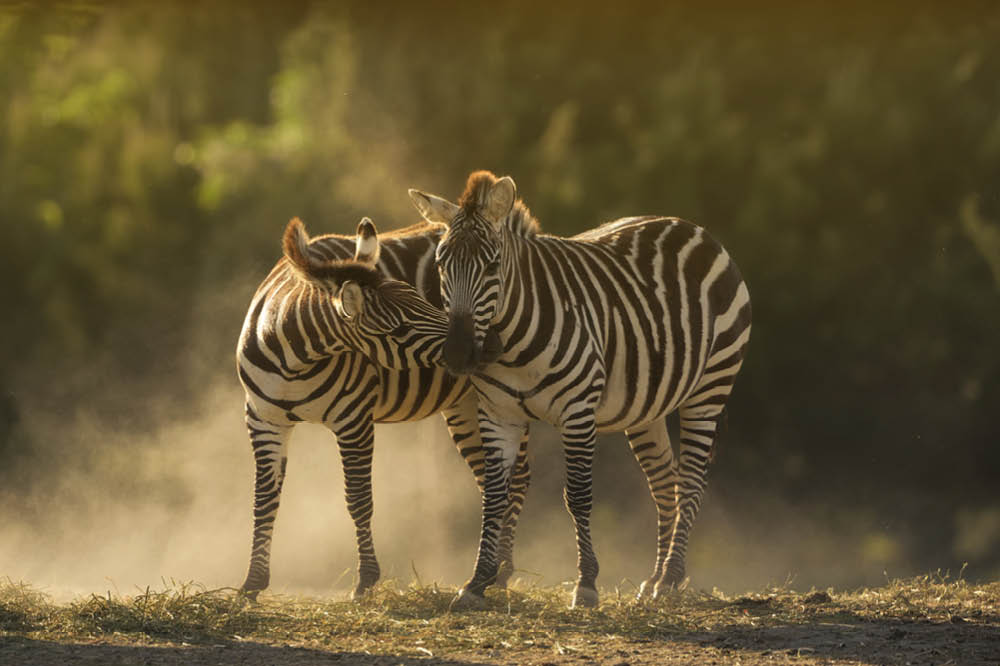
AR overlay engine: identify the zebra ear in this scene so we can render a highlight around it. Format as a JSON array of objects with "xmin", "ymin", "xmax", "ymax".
[
  {"xmin": 335, "ymin": 280, "xmax": 364, "ymax": 320},
  {"xmin": 484, "ymin": 176, "xmax": 516, "ymax": 227},
  {"xmin": 354, "ymin": 217, "xmax": 380, "ymax": 266},
  {"xmin": 282, "ymin": 217, "xmax": 316, "ymax": 273},
  {"xmin": 408, "ymin": 189, "xmax": 460, "ymax": 225}
]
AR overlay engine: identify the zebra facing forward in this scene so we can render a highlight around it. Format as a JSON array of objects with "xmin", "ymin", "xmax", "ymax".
[
  {"xmin": 409, "ymin": 171, "xmax": 751, "ymax": 608},
  {"xmin": 237, "ymin": 216, "xmax": 530, "ymax": 600}
]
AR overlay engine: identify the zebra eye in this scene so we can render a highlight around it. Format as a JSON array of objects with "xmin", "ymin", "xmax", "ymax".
[{"xmin": 390, "ymin": 323, "xmax": 413, "ymax": 337}]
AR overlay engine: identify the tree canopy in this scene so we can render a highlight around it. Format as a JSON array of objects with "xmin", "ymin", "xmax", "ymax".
[{"xmin": 2, "ymin": 2, "xmax": 999, "ymax": 584}]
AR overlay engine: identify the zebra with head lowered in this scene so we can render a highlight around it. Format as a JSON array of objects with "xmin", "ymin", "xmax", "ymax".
[
  {"xmin": 236, "ymin": 216, "xmax": 530, "ymax": 600},
  {"xmin": 409, "ymin": 171, "xmax": 751, "ymax": 609}
]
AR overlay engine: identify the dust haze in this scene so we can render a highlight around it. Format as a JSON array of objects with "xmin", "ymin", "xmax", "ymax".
[
  {"xmin": 0, "ymin": 276, "xmax": 921, "ymax": 600},
  {"xmin": 0, "ymin": 366, "xmax": 919, "ymax": 601}
]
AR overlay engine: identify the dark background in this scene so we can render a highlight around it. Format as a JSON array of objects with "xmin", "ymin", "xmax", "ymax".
[{"xmin": 1, "ymin": 2, "xmax": 998, "ymax": 594}]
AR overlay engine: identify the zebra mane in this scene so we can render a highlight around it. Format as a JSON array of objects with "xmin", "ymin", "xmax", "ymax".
[
  {"xmin": 305, "ymin": 261, "xmax": 384, "ymax": 289},
  {"xmin": 283, "ymin": 217, "xmax": 383, "ymax": 288},
  {"xmin": 372, "ymin": 220, "xmax": 446, "ymax": 239},
  {"xmin": 459, "ymin": 170, "xmax": 539, "ymax": 237}
]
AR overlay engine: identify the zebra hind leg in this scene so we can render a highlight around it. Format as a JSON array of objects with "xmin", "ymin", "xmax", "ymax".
[
  {"xmin": 333, "ymin": 418, "xmax": 381, "ymax": 600},
  {"xmin": 241, "ymin": 407, "xmax": 293, "ymax": 601},
  {"xmin": 625, "ymin": 419, "xmax": 680, "ymax": 600},
  {"xmin": 656, "ymin": 401, "xmax": 726, "ymax": 594},
  {"xmin": 495, "ymin": 434, "xmax": 530, "ymax": 588},
  {"xmin": 657, "ymin": 323, "xmax": 748, "ymax": 593}
]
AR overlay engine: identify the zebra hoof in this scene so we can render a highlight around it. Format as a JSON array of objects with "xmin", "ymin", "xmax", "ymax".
[
  {"xmin": 449, "ymin": 588, "xmax": 487, "ymax": 612},
  {"xmin": 636, "ymin": 578, "xmax": 655, "ymax": 600},
  {"xmin": 351, "ymin": 583, "xmax": 376, "ymax": 602},
  {"xmin": 660, "ymin": 568, "xmax": 687, "ymax": 591},
  {"xmin": 493, "ymin": 561, "xmax": 514, "ymax": 589},
  {"xmin": 653, "ymin": 576, "xmax": 688, "ymax": 598},
  {"xmin": 239, "ymin": 588, "xmax": 261, "ymax": 604},
  {"xmin": 571, "ymin": 585, "xmax": 599, "ymax": 609}
]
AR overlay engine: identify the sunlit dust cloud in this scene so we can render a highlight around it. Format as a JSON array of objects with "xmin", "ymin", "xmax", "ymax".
[{"xmin": 0, "ymin": 377, "xmax": 930, "ymax": 602}]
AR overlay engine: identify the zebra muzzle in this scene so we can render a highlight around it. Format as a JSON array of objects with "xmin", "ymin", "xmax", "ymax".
[
  {"xmin": 443, "ymin": 315, "xmax": 503, "ymax": 374},
  {"xmin": 444, "ymin": 313, "xmax": 479, "ymax": 375}
]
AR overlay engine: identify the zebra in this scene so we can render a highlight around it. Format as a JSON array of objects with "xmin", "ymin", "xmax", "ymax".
[
  {"xmin": 408, "ymin": 171, "xmax": 751, "ymax": 609},
  {"xmin": 236, "ymin": 215, "xmax": 531, "ymax": 600}
]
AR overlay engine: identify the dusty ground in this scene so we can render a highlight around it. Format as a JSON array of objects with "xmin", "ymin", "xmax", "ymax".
[{"xmin": 1, "ymin": 576, "xmax": 998, "ymax": 665}]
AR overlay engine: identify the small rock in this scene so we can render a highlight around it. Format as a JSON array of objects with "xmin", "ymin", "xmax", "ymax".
[
  {"xmin": 804, "ymin": 591, "xmax": 832, "ymax": 604},
  {"xmin": 734, "ymin": 596, "xmax": 772, "ymax": 608}
]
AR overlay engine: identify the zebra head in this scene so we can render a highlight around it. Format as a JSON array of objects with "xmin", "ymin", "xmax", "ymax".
[
  {"xmin": 408, "ymin": 171, "xmax": 513, "ymax": 375},
  {"xmin": 283, "ymin": 217, "xmax": 450, "ymax": 369}
]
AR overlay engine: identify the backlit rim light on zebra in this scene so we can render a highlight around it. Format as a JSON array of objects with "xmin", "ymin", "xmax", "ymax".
[{"xmin": 409, "ymin": 169, "xmax": 751, "ymax": 609}]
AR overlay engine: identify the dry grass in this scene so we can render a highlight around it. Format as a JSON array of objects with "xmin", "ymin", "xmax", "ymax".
[{"xmin": 1, "ymin": 573, "xmax": 998, "ymax": 662}]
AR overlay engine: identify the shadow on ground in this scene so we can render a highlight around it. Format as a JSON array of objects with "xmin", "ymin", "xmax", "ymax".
[
  {"xmin": 677, "ymin": 615, "xmax": 1000, "ymax": 666},
  {"xmin": 0, "ymin": 637, "xmax": 487, "ymax": 666}
]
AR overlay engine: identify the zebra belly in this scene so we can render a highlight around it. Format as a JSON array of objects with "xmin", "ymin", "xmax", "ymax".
[
  {"xmin": 468, "ymin": 360, "xmax": 614, "ymax": 430},
  {"xmin": 240, "ymin": 358, "xmax": 364, "ymax": 426},
  {"xmin": 468, "ymin": 370, "xmax": 669, "ymax": 434},
  {"xmin": 593, "ymin": 370, "xmax": 682, "ymax": 432},
  {"xmin": 594, "ymin": 343, "xmax": 708, "ymax": 432},
  {"xmin": 372, "ymin": 368, "xmax": 471, "ymax": 422},
  {"xmin": 240, "ymin": 355, "xmax": 468, "ymax": 427},
  {"xmin": 468, "ymin": 335, "xmax": 708, "ymax": 433}
]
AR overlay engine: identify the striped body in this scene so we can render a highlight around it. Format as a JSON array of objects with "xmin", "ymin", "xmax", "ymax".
[
  {"xmin": 236, "ymin": 220, "xmax": 531, "ymax": 599},
  {"xmin": 238, "ymin": 227, "xmax": 466, "ymax": 426},
  {"xmin": 410, "ymin": 172, "xmax": 750, "ymax": 608},
  {"xmin": 474, "ymin": 216, "xmax": 749, "ymax": 432}
]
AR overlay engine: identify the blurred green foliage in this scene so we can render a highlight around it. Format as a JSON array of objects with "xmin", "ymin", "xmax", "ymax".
[{"xmin": 1, "ymin": 3, "xmax": 999, "ymax": 579}]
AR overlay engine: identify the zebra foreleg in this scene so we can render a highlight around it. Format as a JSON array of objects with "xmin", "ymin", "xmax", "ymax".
[
  {"xmin": 240, "ymin": 408, "xmax": 293, "ymax": 600},
  {"xmin": 495, "ymin": 434, "xmax": 530, "ymax": 588},
  {"xmin": 625, "ymin": 419, "xmax": 680, "ymax": 600},
  {"xmin": 444, "ymin": 401, "xmax": 530, "ymax": 592},
  {"xmin": 451, "ymin": 417, "xmax": 524, "ymax": 611},
  {"xmin": 332, "ymin": 417, "xmax": 380, "ymax": 600},
  {"xmin": 561, "ymin": 413, "xmax": 601, "ymax": 608}
]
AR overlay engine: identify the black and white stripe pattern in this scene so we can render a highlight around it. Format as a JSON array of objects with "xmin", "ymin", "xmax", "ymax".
[
  {"xmin": 236, "ymin": 216, "xmax": 531, "ymax": 600},
  {"xmin": 409, "ymin": 171, "xmax": 751, "ymax": 608}
]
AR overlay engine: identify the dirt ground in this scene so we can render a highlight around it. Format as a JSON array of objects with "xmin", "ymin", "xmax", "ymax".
[
  {"xmin": 3, "ymin": 577, "xmax": 999, "ymax": 665},
  {"xmin": 3, "ymin": 617, "xmax": 999, "ymax": 665}
]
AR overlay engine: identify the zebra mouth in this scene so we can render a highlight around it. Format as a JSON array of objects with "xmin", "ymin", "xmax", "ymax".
[
  {"xmin": 479, "ymin": 327, "xmax": 503, "ymax": 365},
  {"xmin": 443, "ymin": 315, "xmax": 503, "ymax": 375}
]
